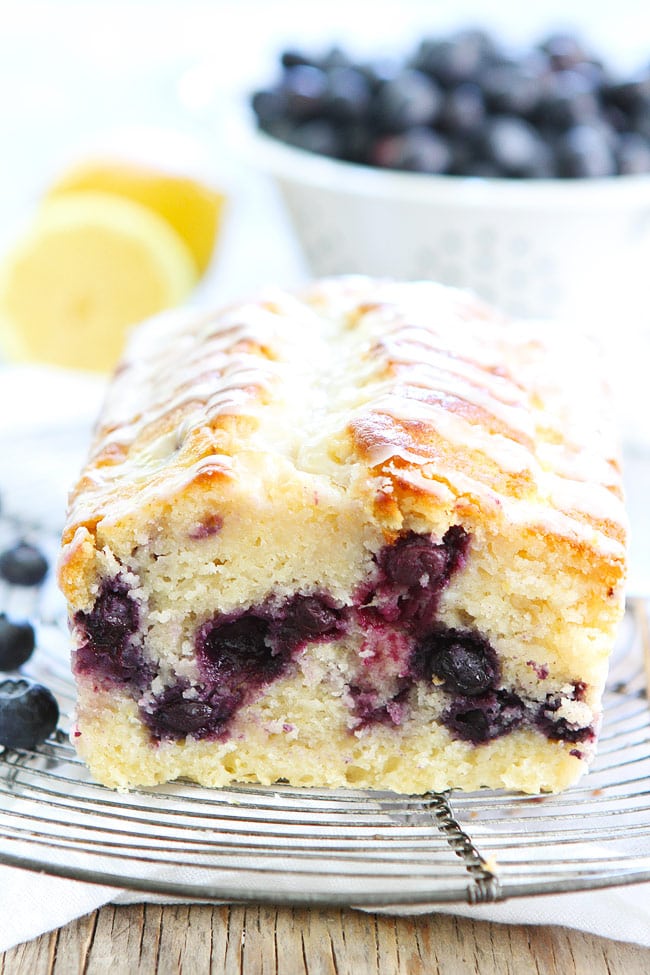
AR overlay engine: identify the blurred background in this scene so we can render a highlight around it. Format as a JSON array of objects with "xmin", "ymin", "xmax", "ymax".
[
  {"xmin": 3, "ymin": 0, "xmax": 650, "ymax": 301},
  {"xmin": 0, "ymin": 0, "xmax": 648, "ymax": 587}
]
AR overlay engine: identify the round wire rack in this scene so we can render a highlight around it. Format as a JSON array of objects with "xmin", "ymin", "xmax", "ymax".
[{"xmin": 0, "ymin": 513, "xmax": 649, "ymax": 908}]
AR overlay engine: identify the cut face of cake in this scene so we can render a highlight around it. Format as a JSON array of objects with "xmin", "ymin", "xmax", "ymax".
[{"xmin": 58, "ymin": 277, "xmax": 627, "ymax": 793}]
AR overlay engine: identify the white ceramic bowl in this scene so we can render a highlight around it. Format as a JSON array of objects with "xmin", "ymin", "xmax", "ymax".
[
  {"xmin": 254, "ymin": 128, "xmax": 650, "ymax": 324},
  {"xmin": 252, "ymin": 127, "xmax": 650, "ymax": 447}
]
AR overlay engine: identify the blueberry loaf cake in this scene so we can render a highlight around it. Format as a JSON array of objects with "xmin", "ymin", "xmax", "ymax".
[{"xmin": 58, "ymin": 277, "xmax": 627, "ymax": 793}]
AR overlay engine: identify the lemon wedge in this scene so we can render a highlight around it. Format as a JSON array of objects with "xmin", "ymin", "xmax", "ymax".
[
  {"xmin": 0, "ymin": 191, "xmax": 197, "ymax": 372},
  {"xmin": 48, "ymin": 157, "xmax": 225, "ymax": 276}
]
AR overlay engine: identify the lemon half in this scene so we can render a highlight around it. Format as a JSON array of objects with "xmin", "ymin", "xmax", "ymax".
[{"xmin": 0, "ymin": 191, "xmax": 197, "ymax": 372}]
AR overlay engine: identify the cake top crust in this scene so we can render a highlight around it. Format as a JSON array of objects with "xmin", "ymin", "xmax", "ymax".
[{"xmin": 62, "ymin": 277, "xmax": 626, "ymax": 563}]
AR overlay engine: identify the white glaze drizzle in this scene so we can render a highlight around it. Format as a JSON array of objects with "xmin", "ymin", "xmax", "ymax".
[{"xmin": 65, "ymin": 279, "xmax": 627, "ymax": 559}]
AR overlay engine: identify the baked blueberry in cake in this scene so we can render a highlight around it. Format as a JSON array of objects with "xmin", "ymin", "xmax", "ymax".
[{"xmin": 58, "ymin": 277, "xmax": 627, "ymax": 793}]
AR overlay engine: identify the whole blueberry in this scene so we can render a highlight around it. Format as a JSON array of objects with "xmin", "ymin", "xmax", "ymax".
[
  {"xmin": 413, "ymin": 30, "xmax": 498, "ymax": 87},
  {"xmin": 0, "ymin": 678, "xmax": 59, "ymax": 749},
  {"xmin": 539, "ymin": 32, "xmax": 591, "ymax": 71},
  {"xmin": 281, "ymin": 64, "xmax": 328, "ymax": 118},
  {"xmin": 359, "ymin": 58, "xmax": 402, "ymax": 92},
  {"xmin": 339, "ymin": 120, "xmax": 374, "ymax": 163},
  {"xmin": 626, "ymin": 89, "xmax": 650, "ymax": 140},
  {"xmin": 372, "ymin": 70, "xmax": 442, "ymax": 131},
  {"xmin": 438, "ymin": 82, "xmax": 486, "ymax": 135},
  {"xmin": 534, "ymin": 70, "xmax": 600, "ymax": 130},
  {"xmin": 480, "ymin": 115, "xmax": 555, "ymax": 177},
  {"xmin": 324, "ymin": 67, "xmax": 371, "ymax": 121},
  {"xmin": 280, "ymin": 49, "xmax": 317, "ymax": 69},
  {"xmin": 319, "ymin": 46, "xmax": 353, "ymax": 72},
  {"xmin": 479, "ymin": 61, "xmax": 542, "ymax": 117},
  {"xmin": 251, "ymin": 88, "xmax": 289, "ymax": 128},
  {"xmin": 285, "ymin": 119, "xmax": 343, "ymax": 157},
  {"xmin": 618, "ymin": 132, "xmax": 650, "ymax": 174},
  {"xmin": 0, "ymin": 614, "xmax": 35, "ymax": 670},
  {"xmin": 557, "ymin": 123, "xmax": 617, "ymax": 177},
  {"xmin": 605, "ymin": 71, "xmax": 650, "ymax": 114},
  {"xmin": 371, "ymin": 128, "xmax": 451, "ymax": 173},
  {"xmin": 0, "ymin": 542, "xmax": 48, "ymax": 586}
]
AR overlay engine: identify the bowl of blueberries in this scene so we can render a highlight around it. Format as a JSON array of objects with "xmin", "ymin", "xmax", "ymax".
[{"xmin": 250, "ymin": 27, "xmax": 650, "ymax": 321}]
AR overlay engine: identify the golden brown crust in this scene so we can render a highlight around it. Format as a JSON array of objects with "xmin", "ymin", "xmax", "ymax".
[{"xmin": 59, "ymin": 277, "xmax": 627, "ymax": 597}]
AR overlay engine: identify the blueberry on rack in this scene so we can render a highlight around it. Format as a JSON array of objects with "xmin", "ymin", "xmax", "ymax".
[
  {"xmin": 0, "ymin": 677, "xmax": 59, "ymax": 749},
  {"xmin": 0, "ymin": 541, "xmax": 49, "ymax": 586},
  {"xmin": 0, "ymin": 613, "xmax": 35, "ymax": 670}
]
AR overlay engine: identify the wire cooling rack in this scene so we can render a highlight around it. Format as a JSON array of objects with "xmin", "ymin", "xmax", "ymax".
[{"xmin": 0, "ymin": 513, "xmax": 649, "ymax": 908}]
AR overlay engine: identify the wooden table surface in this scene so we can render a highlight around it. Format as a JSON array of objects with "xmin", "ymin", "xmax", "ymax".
[{"xmin": 2, "ymin": 903, "xmax": 649, "ymax": 974}]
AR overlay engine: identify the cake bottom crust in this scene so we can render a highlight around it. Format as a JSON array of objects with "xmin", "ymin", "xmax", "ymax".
[{"xmin": 74, "ymin": 686, "xmax": 585, "ymax": 795}]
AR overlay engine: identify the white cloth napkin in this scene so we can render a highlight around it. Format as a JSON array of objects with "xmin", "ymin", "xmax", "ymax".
[
  {"xmin": 1, "ymin": 364, "xmax": 650, "ymax": 952},
  {"xmin": 1, "ymin": 865, "xmax": 650, "ymax": 952}
]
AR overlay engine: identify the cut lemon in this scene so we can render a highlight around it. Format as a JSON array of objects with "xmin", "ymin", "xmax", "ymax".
[
  {"xmin": 48, "ymin": 157, "xmax": 225, "ymax": 276},
  {"xmin": 0, "ymin": 191, "xmax": 197, "ymax": 372}
]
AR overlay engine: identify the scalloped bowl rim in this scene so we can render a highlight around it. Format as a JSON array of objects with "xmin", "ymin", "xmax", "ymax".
[{"xmin": 249, "ymin": 127, "xmax": 650, "ymax": 211}]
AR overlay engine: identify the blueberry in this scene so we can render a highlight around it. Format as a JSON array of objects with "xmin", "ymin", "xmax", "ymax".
[
  {"xmin": 438, "ymin": 82, "xmax": 486, "ymax": 135},
  {"xmin": 443, "ymin": 690, "xmax": 524, "ymax": 744},
  {"xmin": 319, "ymin": 46, "xmax": 353, "ymax": 72},
  {"xmin": 534, "ymin": 70, "xmax": 600, "ymax": 130},
  {"xmin": 372, "ymin": 528, "xmax": 469, "ymax": 632},
  {"xmin": 371, "ymin": 128, "xmax": 451, "ymax": 173},
  {"xmin": 198, "ymin": 614, "xmax": 288, "ymax": 684},
  {"xmin": 539, "ymin": 32, "xmax": 591, "ymax": 71},
  {"xmin": 0, "ymin": 678, "xmax": 59, "ymax": 749},
  {"xmin": 447, "ymin": 136, "xmax": 481, "ymax": 176},
  {"xmin": 284, "ymin": 119, "xmax": 343, "ymax": 157},
  {"xmin": 412, "ymin": 30, "xmax": 498, "ymax": 87},
  {"xmin": 605, "ymin": 71, "xmax": 650, "ymax": 114},
  {"xmin": 349, "ymin": 684, "xmax": 410, "ymax": 728},
  {"xmin": 371, "ymin": 70, "xmax": 442, "ymax": 131},
  {"xmin": 254, "ymin": 31, "xmax": 650, "ymax": 180},
  {"xmin": 537, "ymin": 685, "xmax": 594, "ymax": 743},
  {"xmin": 280, "ymin": 49, "xmax": 317, "ymax": 69},
  {"xmin": 359, "ymin": 58, "xmax": 402, "ymax": 92},
  {"xmin": 618, "ymin": 133, "xmax": 650, "ymax": 174},
  {"xmin": 479, "ymin": 61, "xmax": 542, "ymax": 117},
  {"xmin": 76, "ymin": 578, "xmax": 138, "ymax": 649},
  {"xmin": 0, "ymin": 541, "xmax": 48, "ymax": 586},
  {"xmin": 272, "ymin": 593, "xmax": 344, "ymax": 651},
  {"xmin": 411, "ymin": 624, "xmax": 499, "ymax": 695},
  {"xmin": 431, "ymin": 638, "xmax": 498, "ymax": 696},
  {"xmin": 251, "ymin": 88, "xmax": 289, "ymax": 128},
  {"xmin": 339, "ymin": 120, "xmax": 374, "ymax": 163},
  {"xmin": 480, "ymin": 115, "xmax": 555, "ymax": 177},
  {"xmin": 144, "ymin": 682, "xmax": 237, "ymax": 739},
  {"xmin": 381, "ymin": 533, "xmax": 449, "ymax": 589},
  {"xmin": 557, "ymin": 123, "xmax": 617, "ymax": 177},
  {"xmin": 281, "ymin": 64, "xmax": 328, "ymax": 119},
  {"xmin": 324, "ymin": 67, "xmax": 371, "ymax": 121},
  {"xmin": 0, "ymin": 614, "xmax": 35, "ymax": 670},
  {"xmin": 73, "ymin": 578, "xmax": 149, "ymax": 688}
]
